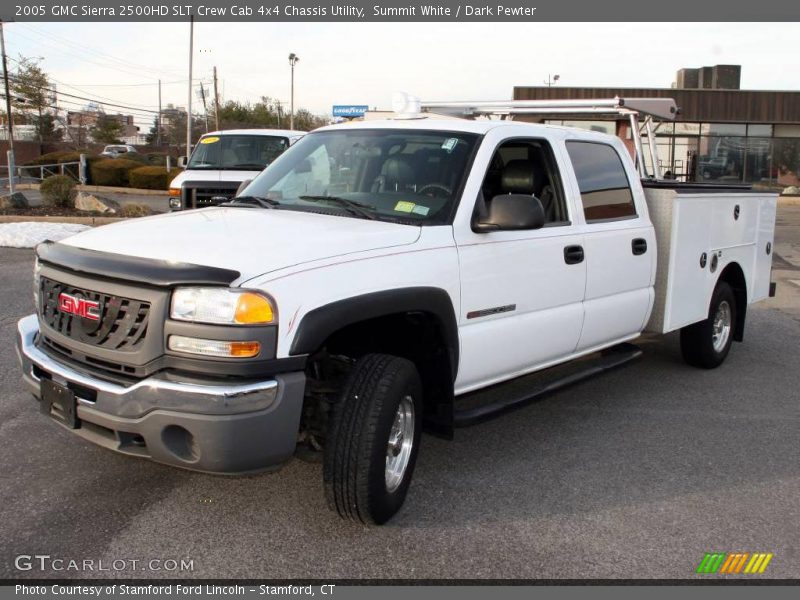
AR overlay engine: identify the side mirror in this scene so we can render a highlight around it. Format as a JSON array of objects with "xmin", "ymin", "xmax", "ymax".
[
  {"xmin": 178, "ymin": 156, "xmax": 188, "ymax": 168},
  {"xmin": 235, "ymin": 179, "xmax": 252, "ymax": 196},
  {"xmin": 295, "ymin": 159, "xmax": 312, "ymax": 174},
  {"xmin": 473, "ymin": 194, "xmax": 545, "ymax": 233}
]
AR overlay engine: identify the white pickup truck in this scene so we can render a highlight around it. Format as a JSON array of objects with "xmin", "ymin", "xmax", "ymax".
[{"xmin": 16, "ymin": 98, "xmax": 777, "ymax": 525}]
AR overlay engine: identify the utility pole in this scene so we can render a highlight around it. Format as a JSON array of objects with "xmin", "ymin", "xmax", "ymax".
[
  {"xmin": 1, "ymin": 20, "xmax": 15, "ymax": 193},
  {"xmin": 1, "ymin": 21, "xmax": 14, "ymax": 150},
  {"xmin": 185, "ymin": 14, "xmax": 194, "ymax": 158},
  {"xmin": 199, "ymin": 82, "xmax": 209, "ymax": 132},
  {"xmin": 213, "ymin": 66, "xmax": 220, "ymax": 131},
  {"xmin": 288, "ymin": 53, "xmax": 299, "ymax": 130},
  {"xmin": 157, "ymin": 78, "xmax": 162, "ymax": 146}
]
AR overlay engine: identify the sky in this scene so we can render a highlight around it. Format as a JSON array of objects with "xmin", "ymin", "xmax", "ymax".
[{"xmin": 4, "ymin": 21, "xmax": 798, "ymax": 131}]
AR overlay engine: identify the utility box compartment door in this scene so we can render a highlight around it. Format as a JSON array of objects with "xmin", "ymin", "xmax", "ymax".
[{"xmin": 752, "ymin": 198, "xmax": 778, "ymax": 303}]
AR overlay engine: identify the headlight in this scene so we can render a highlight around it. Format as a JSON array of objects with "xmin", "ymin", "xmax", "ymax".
[{"xmin": 170, "ymin": 287, "xmax": 275, "ymax": 325}]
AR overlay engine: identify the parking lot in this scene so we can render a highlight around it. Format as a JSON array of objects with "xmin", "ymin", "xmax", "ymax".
[{"xmin": 1, "ymin": 207, "xmax": 799, "ymax": 580}]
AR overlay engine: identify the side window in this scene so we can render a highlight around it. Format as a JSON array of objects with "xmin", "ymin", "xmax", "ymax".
[
  {"xmin": 479, "ymin": 139, "xmax": 569, "ymax": 226},
  {"xmin": 566, "ymin": 141, "xmax": 636, "ymax": 222}
]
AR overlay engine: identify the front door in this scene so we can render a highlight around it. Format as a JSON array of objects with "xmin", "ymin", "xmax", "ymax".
[{"xmin": 454, "ymin": 137, "xmax": 587, "ymax": 394}]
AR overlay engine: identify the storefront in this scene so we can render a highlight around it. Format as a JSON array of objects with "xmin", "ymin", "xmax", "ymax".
[{"xmin": 515, "ymin": 84, "xmax": 800, "ymax": 187}]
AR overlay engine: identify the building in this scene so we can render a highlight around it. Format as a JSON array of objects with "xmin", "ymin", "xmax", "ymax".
[
  {"xmin": 65, "ymin": 108, "xmax": 139, "ymax": 145},
  {"xmin": 514, "ymin": 66, "xmax": 800, "ymax": 187}
]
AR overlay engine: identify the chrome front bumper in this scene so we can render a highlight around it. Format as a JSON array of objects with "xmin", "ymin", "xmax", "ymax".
[{"xmin": 16, "ymin": 314, "xmax": 305, "ymax": 474}]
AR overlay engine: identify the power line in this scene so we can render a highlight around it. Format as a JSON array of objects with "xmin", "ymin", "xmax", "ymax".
[
  {"xmin": 6, "ymin": 74, "xmax": 160, "ymax": 114},
  {"xmin": 13, "ymin": 23, "xmax": 185, "ymax": 79},
  {"xmin": 7, "ymin": 27, "xmax": 178, "ymax": 83}
]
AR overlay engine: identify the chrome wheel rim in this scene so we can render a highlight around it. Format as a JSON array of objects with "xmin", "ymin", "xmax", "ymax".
[
  {"xmin": 712, "ymin": 300, "xmax": 732, "ymax": 353},
  {"xmin": 385, "ymin": 395, "xmax": 415, "ymax": 493}
]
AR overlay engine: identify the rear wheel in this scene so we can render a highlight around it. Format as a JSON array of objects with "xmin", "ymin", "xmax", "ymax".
[
  {"xmin": 680, "ymin": 281, "xmax": 736, "ymax": 369},
  {"xmin": 323, "ymin": 353, "xmax": 423, "ymax": 525}
]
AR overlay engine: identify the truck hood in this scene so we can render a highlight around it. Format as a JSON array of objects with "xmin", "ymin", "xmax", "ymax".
[{"xmin": 60, "ymin": 207, "xmax": 422, "ymax": 282}]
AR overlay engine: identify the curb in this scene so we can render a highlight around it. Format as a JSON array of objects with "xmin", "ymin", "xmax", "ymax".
[
  {"xmin": 0, "ymin": 215, "xmax": 124, "ymax": 225},
  {"xmin": 778, "ymin": 196, "xmax": 800, "ymax": 207},
  {"xmin": 14, "ymin": 183, "xmax": 169, "ymax": 197}
]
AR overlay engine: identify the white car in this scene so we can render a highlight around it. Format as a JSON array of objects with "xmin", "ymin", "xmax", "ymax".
[
  {"xmin": 169, "ymin": 129, "xmax": 306, "ymax": 210},
  {"xmin": 17, "ymin": 103, "xmax": 777, "ymax": 525},
  {"xmin": 100, "ymin": 144, "xmax": 138, "ymax": 158}
]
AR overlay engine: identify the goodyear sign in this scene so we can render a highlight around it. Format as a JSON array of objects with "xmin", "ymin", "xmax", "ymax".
[{"xmin": 332, "ymin": 105, "xmax": 369, "ymax": 118}]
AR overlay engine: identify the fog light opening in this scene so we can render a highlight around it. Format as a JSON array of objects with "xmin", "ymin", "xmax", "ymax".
[{"xmin": 161, "ymin": 425, "xmax": 199, "ymax": 462}]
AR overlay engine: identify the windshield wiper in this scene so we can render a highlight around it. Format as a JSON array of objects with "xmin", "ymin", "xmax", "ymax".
[
  {"xmin": 223, "ymin": 195, "xmax": 281, "ymax": 209},
  {"xmin": 228, "ymin": 163, "xmax": 268, "ymax": 169},
  {"xmin": 298, "ymin": 195, "xmax": 377, "ymax": 220}
]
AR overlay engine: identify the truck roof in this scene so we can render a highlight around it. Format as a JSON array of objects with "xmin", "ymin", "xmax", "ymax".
[
  {"xmin": 199, "ymin": 128, "xmax": 306, "ymax": 137},
  {"xmin": 315, "ymin": 117, "xmax": 617, "ymax": 141}
]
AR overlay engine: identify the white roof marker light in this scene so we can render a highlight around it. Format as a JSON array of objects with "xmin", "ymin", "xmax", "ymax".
[{"xmin": 391, "ymin": 92, "xmax": 426, "ymax": 120}]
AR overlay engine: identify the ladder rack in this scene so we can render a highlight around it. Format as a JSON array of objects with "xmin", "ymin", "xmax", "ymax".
[{"xmin": 419, "ymin": 97, "xmax": 678, "ymax": 179}]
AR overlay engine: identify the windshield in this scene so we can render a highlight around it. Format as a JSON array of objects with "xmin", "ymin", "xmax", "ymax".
[
  {"xmin": 239, "ymin": 129, "xmax": 479, "ymax": 224},
  {"xmin": 187, "ymin": 134, "xmax": 291, "ymax": 170}
]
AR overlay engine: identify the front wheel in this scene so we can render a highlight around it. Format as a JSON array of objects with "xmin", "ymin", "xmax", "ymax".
[
  {"xmin": 323, "ymin": 353, "xmax": 423, "ymax": 525},
  {"xmin": 680, "ymin": 281, "xmax": 736, "ymax": 369}
]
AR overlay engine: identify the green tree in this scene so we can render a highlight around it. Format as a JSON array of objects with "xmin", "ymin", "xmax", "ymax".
[
  {"xmin": 162, "ymin": 112, "xmax": 205, "ymax": 153},
  {"xmin": 36, "ymin": 113, "xmax": 63, "ymax": 142},
  {"xmin": 211, "ymin": 96, "xmax": 327, "ymax": 131},
  {"xmin": 90, "ymin": 114, "xmax": 124, "ymax": 144},
  {"xmin": 11, "ymin": 56, "xmax": 60, "ymax": 144},
  {"xmin": 145, "ymin": 116, "xmax": 159, "ymax": 145},
  {"xmin": 292, "ymin": 108, "xmax": 328, "ymax": 131}
]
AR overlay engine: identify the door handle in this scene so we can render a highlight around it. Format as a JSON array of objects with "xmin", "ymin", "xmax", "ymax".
[
  {"xmin": 564, "ymin": 245, "xmax": 584, "ymax": 265},
  {"xmin": 632, "ymin": 238, "xmax": 648, "ymax": 256}
]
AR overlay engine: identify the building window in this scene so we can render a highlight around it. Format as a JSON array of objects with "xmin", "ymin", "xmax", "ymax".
[
  {"xmin": 701, "ymin": 123, "xmax": 747, "ymax": 136},
  {"xmin": 747, "ymin": 124, "xmax": 773, "ymax": 137},
  {"xmin": 546, "ymin": 120, "xmax": 616, "ymax": 135},
  {"xmin": 566, "ymin": 141, "xmax": 636, "ymax": 222}
]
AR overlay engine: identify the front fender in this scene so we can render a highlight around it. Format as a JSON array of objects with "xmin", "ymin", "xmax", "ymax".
[{"xmin": 289, "ymin": 286, "xmax": 460, "ymax": 381}]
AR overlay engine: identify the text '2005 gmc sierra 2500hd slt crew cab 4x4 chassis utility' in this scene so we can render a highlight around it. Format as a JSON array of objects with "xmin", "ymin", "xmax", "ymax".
[{"xmin": 16, "ymin": 96, "xmax": 777, "ymax": 525}]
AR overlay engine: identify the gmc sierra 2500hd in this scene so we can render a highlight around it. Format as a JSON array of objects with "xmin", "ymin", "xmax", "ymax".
[{"xmin": 16, "ymin": 97, "xmax": 777, "ymax": 525}]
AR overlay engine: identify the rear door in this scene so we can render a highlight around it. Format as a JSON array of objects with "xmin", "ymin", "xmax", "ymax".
[{"xmin": 563, "ymin": 139, "xmax": 655, "ymax": 351}]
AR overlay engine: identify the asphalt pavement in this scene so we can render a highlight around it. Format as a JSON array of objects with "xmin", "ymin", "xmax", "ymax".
[{"xmin": 1, "ymin": 224, "xmax": 799, "ymax": 579}]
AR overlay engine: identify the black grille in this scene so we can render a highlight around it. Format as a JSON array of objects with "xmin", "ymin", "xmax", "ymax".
[
  {"xmin": 40, "ymin": 276, "xmax": 150, "ymax": 352},
  {"xmin": 184, "ymin": 183, "xmax": 240, "ymax": 208}
]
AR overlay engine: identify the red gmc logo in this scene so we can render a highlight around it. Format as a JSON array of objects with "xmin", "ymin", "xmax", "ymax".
[{"xmin": 58, "ymin": 292, "xmax": 101, "ymax": 321}]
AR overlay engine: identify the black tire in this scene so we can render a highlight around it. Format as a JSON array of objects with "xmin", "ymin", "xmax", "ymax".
[
  {"xmin": 323, "ymin": 353, "xmax": 423, "ymax": 525},
  {"xmin": 680, "ymin": 281, "xmax": 737, "ymax": 369}
]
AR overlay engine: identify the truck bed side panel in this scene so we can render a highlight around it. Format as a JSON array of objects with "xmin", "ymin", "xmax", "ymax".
[{"xmin": 644, "ymin": 187, "xmax": 776, "ymax": 334}]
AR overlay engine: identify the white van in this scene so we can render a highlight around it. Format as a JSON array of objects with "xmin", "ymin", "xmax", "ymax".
[{"xmin": 169, "ymin": 128, "xmax": 305, "ymax": 210}]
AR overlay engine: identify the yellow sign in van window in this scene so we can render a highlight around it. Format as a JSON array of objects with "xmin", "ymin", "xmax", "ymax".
[{"xmin": 200, "ymin": 136, "xmax": 220, "ymax": 144}]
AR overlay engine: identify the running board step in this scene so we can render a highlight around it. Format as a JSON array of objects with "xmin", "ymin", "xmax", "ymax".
[{"xmin": 453, "ymin": 343, "xmax": 643, "ymax": 428}]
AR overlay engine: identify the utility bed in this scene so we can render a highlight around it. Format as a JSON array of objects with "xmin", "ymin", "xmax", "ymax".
[{"xmin": 644, "ymin": 183, "xmax": 777, "ymax": 334}]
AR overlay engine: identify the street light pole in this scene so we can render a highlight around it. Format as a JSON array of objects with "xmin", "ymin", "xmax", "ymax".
[
  {"xmin": 543, "ymin": 74, "xmax": 561, "ymax": 88},
  {"xmin": 288, "ymin": 53, "xmax": 299, "ymax": 130}
]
